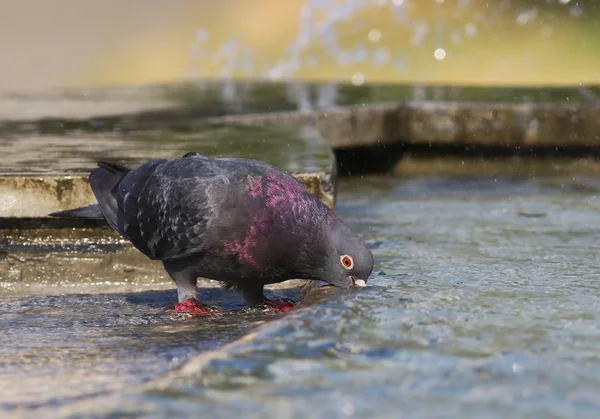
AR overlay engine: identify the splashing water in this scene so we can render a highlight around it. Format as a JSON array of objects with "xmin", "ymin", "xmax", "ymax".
[{"xmin": 187, "ymin": 0, "xmax": 587, "ymax": 109}]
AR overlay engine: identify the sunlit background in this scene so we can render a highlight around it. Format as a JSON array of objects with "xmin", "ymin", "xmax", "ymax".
[{"xmin": 1, "ymin": 0, "xmax": 598, "ymax": 92}]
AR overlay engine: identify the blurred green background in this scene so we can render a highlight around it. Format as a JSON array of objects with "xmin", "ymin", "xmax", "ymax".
[{"xmin": 1, "ymin": 0, "xmax": 598, "ymax": 92}]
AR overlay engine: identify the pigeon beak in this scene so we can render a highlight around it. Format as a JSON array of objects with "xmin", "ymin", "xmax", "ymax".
[{"xmin": 351, "ymin": 277, "xmax": 367, "ymax": 288}]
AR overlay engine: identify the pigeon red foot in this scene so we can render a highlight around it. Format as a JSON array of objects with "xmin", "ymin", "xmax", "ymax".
[
  {"xmin": 165, "ymin": 299, "xmax": 220, "ymax": 316},
  {"xmin": 263, "ymin": 298, "xmax": 296, "ymax": 312}
]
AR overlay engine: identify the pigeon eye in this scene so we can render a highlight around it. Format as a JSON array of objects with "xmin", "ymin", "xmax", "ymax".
[{"xmin": 341, "ymin": 255, "xmax": 353, "ymax": 269}]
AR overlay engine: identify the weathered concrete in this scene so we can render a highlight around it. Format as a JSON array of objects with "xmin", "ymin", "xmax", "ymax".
[
  {"xmin": 392, "ymin": 154, "xmax": 600, "ymax": 179},
  {"xmin": 315, "ymin": 103, "xmax": 405, "ymax": 148},
  {"xmin": 0, "ymin": 175, "xmax": 97, "ymax": 219},
  {"xmin": 316, "ymin": 101, "xmax": 600, "ymax": 149}
]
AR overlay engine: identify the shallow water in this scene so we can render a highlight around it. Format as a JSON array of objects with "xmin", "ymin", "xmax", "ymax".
[
  {"xmin": 0, "ymin": 289, "xmax": 297, "ymax": 410},
  {"xmin": 4, "ymin": 175, "xmax": 600, "ymax": 418}
]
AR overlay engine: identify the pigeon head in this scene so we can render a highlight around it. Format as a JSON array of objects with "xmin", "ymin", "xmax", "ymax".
[{"xmin": 319, "ymin": 217, "xmax": 374, "ymax": 289}]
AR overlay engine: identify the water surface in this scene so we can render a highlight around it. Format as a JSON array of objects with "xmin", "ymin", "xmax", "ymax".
[
  {"xmin": 4, "ymin": 175, "xmax": 600, "ymax": 418},
  {"xmin": 0, "ymin": 123, "xmax": 331, "ymax": 174},
  {"xmin": 142, "ymin": 177, "xmax": 600, "ymax": 418}
]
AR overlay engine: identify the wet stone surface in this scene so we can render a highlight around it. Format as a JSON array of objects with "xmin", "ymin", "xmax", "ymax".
[
  {"xmin": 5, "ymin": 175, "xmax": 599, "ymax": 419},
  {"xmin": 0, "ymin": 286, "xmax": 306, "ymax": 411}
]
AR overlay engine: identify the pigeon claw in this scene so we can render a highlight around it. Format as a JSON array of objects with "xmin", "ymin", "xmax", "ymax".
[
  {"xmin": 165, "ymin": 299, "xmax": 219, "ymax": 316},
  {"xmin": 263, "ymin": 298, "xmax": 296, "ymax": 313}
]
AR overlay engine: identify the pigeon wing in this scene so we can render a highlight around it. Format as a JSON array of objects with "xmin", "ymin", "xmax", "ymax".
[{"xmin": 115, "ymin": 158, "xmax": 240, "ymax": 261}]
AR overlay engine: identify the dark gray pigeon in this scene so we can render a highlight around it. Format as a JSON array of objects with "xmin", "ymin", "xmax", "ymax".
[{"xmin": 50, "ymin": 153, "xmax": 373, "ymax": 314}]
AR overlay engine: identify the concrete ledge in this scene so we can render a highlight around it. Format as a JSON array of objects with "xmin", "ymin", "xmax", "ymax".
[
  {"xmin": 315, "ymin": 103, "xmax": 404, "ymax": 148},
  {"xmin": 0, "ymin": 171, "xmax": 335, "ymax": 222},
  {"xmin": 316, "ymin": 101, "xmax": 600, "ymax": 149},
  {"xmin": 207, "ymin": 101, "xmax": 600, "ymax": 151}
]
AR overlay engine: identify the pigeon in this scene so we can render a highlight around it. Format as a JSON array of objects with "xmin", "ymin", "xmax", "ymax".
[{"xmin": 49, "ymin": 152, "xmax": 373, "ymax": 314}]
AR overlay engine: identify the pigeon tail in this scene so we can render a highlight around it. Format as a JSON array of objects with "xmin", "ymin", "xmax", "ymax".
[
  {"xmin": 48, "ymin": 204, "xmax": 104, "ymax": 220},
  {"xmin": 97, "ymin": 161, "xmax": 131, "ymax": 174},
  {"xmin": 49, "ymin": 161, "xmax": 131, "ymax": 220}
]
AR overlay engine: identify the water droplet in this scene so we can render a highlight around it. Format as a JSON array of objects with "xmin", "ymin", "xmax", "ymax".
[
  {"xmin": 571, "ymin": 5, "xmax": 583, "ymax": 17},
  {"xmin": 541, "ymin": 25, "xmax": 553, "ymax": 37},
  {"xmin": 465, "ymin": 22, "xmax": 477, "ymax": 37},
  {"xmin": 372, "ymin": 48, "xmax": 389, "ymax": 66},
  {"xmin": 368, "ymin": 29, "xmax": 381, "ymax": 42},
  {"xmin": 516, "ymin": 9, "xmax": 538, "ymax": 26},
  {"xmin": 451, "ymin": 31, "xmax": 462, "ymax": 45},
  {"xmin": 394, "ymin": 58, "xmax": 406, "ymax": 70},
  {"xmin": 411, "ymin": 22, "xmax": 429, "ymax": 46},
  {"xmin": 342, "ymin": 398, "xmax": 355, "ymax": 415},
  {"xmin": 434, "ymin": 48, "xmax": 447, "ymax": 60},
  {"xmin": 195, "ymin": 28, "xmax": 209, "ymax": 42},
  {"xmin": 351, "ymin": 72, "xmax": 365, "ymax": 86}
]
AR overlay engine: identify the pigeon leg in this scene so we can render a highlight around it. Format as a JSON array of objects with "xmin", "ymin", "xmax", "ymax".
[
  {"xmin": 242, "ymin": 286, "xmax": 296, "ymax": 313},
  {"xmin": 163, "ymin": 260, "xmax": 219, "ymax": 316}
]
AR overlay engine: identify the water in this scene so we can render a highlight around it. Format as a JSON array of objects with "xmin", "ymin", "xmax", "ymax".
[
  {"xmin": 3, "ymin": 175, "xmax": 600, "ymax": 418},
  {"xmin": 0, "ymin": 123, "xmax": 331, "ymax": 175},
  {"xmin": 3, "ymin": 0, "xmax": 600, "ymax": 416},
  {"xmin": 0, "ymin": 289, "xmax": 296, "ymax": 411}
]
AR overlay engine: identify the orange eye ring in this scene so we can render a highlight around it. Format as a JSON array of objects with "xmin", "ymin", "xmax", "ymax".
[{"xmin": 341, "ymin": 255, "xmax": 353, "ymax": 269}]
